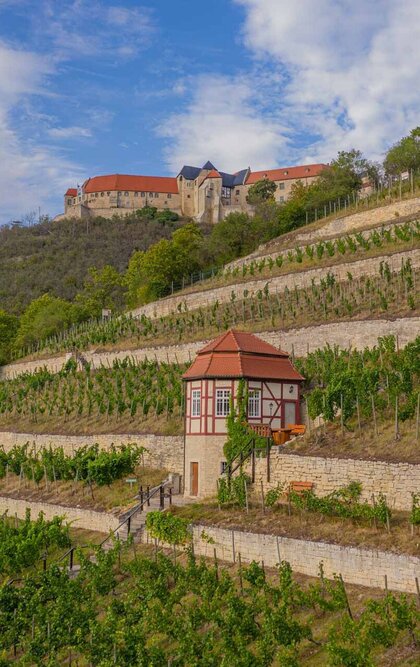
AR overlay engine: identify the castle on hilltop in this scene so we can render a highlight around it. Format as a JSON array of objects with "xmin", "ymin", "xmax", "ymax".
[{"xmin": 62, "ymin": 161, "xmax": 326, "ymax": 224}]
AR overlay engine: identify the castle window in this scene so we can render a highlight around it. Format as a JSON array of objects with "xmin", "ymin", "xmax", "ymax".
[
  {"xmin": 149, "ymin": 192, "xmax": 154, "ymax": 197},
  {"xmin": 216, "ymin": 389, "xmax": 231, "ymax": 417},
  {"xmin": 100, "ymin": 192, "xmax": 104, "ymax": 197},
  {"xmin": 168, "ymin": 193, "xmax": 172, "ymax": 199},
  {"xmin": 107, "ymin": 192, "xmax": 110, "ymax": 195},
  {"xmin": 279, "ymin": 196, "xmax": 284, "ymax": 203},
  {"xmin": 124, "ymin": 192, "xmax": 129, "ymax": 196},
  {"xmin": 283, "ymin": 170, "xmax": 288, "ymax": 175},
  {"xmin": 154, "ymin": 193, "xmax": 159, "ymax": 198},
  {"xmin": 248, "ymin": 390, "xmax": 261, "ymax": 418},
  {"xmin": 73, "ymin": 198, "xmax": 76, "ymax": 204},
  {"xmin": 236, "ymin": 189, "xmax": 240, "ymax": 195},
  {"xmin": 191, "ymin": 389, "xmax": 201, "ymax": 417},
  {"xmin": 141, "ymin": 192, "xmax": 145, "ymax": 197},
  {"xmin": 279, "ymin": 182, "xmax": 285, "ymax": 190},
  {"xmin": 187, "ymin": 194, "xmax": 191, "ymax": 198},
  {"xmin": 95, "ymin": 193, "xmax": 98, "ymax": 197},
  {"xmin": 220, "ymin": 461, "xmax": 228, "ymax": 474},
  {"xmin": 67, "ymin": 199, "xmax": 72, "ymax": 205},
  {"xmin": 134, "ymin": 192, "xmax": 138, "ymax": 197}
]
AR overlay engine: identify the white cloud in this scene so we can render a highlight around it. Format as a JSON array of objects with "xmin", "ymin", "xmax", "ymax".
[
  {"xmin": 48, "ymin": 126, "xmax": 92, "ymax": 139},
  {"xmin": 235, "ymin": 0, "xmax": 420, "ymax": 162},
  {"xmin": 158, "ymin": 74, "xmax": 290, "ymax": 172},
  {"xmin": 0, "ymin": 42, "xmax": 84, "ymax": 223},
  {"xmin": 160, "ymin": 1, "xmax": 420, "ymax": 172}
]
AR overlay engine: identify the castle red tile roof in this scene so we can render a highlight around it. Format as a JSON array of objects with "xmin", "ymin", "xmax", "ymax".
[
  {"xmin": 82, "ymin": 174, "xmax": 179, "ymax": 194},
  {"xmin": 65, "ymin": 188, "xmax": 77, "ymax": 196},
  {"xmin": 246, "ymin": 163, "xmax": 327, "ymax": 185},
  {"xmin": 183, "ymin": 330, "xmax": 304, "ymax": 381},
  {"xmin": 206, "ymin": 169, "xmax": 221, "ymax": 179}
]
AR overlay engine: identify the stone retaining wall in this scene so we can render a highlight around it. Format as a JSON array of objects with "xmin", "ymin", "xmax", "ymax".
[
  {"xmin": 186, "ymin": 524, "xmax": 419, "ymax": 594},
  {"xmin": 0, "ymin": 432, "xmax": 185, "ymax": 477},
  {"xmin": 1, "ymin": 316, "xmax": 418, "ymax": 380},
  {"xmin": 0, "ymin": 496, "xmax": 119, "ymax": 534},
  {"xmin": 250, "ymin": 451, "xmax": 420, "ymax": 511},
  {"xmin": 129, "ymin": 248, "xmax": 419, "ymax": 320}
]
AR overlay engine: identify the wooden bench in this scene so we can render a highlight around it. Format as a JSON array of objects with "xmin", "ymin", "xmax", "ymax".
[
  {"xmin": 288, "ymin": 481, "xmax": 314, "ymax": 496},
  {"xmin": 286, "ymin": 424, "xmax": 307, "ymax": 436}
]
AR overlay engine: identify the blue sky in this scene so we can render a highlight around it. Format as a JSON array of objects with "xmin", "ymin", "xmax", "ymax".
[{"xmin": 0, "ymin": 0, "xmax": 419, "ymax": 223}]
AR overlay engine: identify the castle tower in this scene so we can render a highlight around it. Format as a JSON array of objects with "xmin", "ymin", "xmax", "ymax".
[{"xmin": 182, "ymin": 330, "xmax": 304, "ymax": 498}]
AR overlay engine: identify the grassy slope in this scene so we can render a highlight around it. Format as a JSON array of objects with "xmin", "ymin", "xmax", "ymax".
[
  {"xmin": 0, "ymin": 214, "xmax": 182, "ymax": 315},
  {"xmin": 169, "ymin": 502, "xmax": 419, "ymax": 556},
  {"xmin": 290, "ymin": 416, "xmax": 420, "ymax": 463},
  {"xmin": 0, "ymin": 465, "xmax": 166, "ymax": 512}
]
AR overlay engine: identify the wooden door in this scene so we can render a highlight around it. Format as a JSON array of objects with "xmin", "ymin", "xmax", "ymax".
[
  {"xmin": 284, "ymin": 401, "xmax": 297, "ymax": 427},
  {"xmin": 190, "ymin": 462, "xmax": 199, "ymax": 496}
]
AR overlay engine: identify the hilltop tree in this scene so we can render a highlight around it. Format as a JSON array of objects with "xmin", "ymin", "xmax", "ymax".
[
  {"xmin": 383, "ymin": 127, "xmax": 420, "ymax": 176},
  {"xmin": 13, "ymin": 294, "xmax": 83, "ymax": 351},
  {"xmin": 75, "ymin": 265, "xmax": 126, "ymax": 317},
  {"xmin": 125, "ymin": 223, "xmax": 203, "ymax": 306},
  {"xmin": 246, "ymin": 178, "xmax": 277, "ymax": 204}
]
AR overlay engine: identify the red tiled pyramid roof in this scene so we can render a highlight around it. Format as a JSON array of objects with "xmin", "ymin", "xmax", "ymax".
[
  {"xmin": 83, "ymin": 174, "xmax": 178, "ymax": 194},
  {"xmin": 246, "ymin": 163, "xmax": 327, "ymax": 185},
  {"xmin": 65, "ymin": 188, "xmax": 77, "ymax": 196},
  {"xmin": 183, "ymin": 330, "xmax": 303, "ymax": 381}
]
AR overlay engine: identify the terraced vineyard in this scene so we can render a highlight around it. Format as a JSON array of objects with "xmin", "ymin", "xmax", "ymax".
[
  {"xmin": 12, "ymin": 258, "xmax": 419, "ymax": 358},
  {"xmin": 0, "ymin": 359, "xmax": 186, "ymax": 434},
  {"xmin": 0, "ymin": 337, "xmax": 418, "ymax": 460}
]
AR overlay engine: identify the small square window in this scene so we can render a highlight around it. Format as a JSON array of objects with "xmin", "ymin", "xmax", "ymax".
[
  {"xmin": 95, "ymin": 193, "xmax": 98, "ymax": 197},
  {"xmin": 141, "ymin": 192, "xmax": 145, "ymax": 197},
  {"xmin": 100, "ymin": 192, "xmax": 104, "ymax": 197},
  {"xmin": 283, "ymin": 170, "xmax": 288, "ymax": 175},
  {"xmin": 107, "ymin": 191, "xmax": 110, "ymax": 195},
  {"xmin": 67, "ymin": 199, "xmax": 72, "ymax": 205},
  {"xmin": 134, "ymin": 192, "xmax": 138, "ymax": 197},
  {"xmin": 279, "ymin": 196, "xmax": 284, "ymax": 203},
  {"xmin": 154, "ymin": 193, "xmax": 159, "ymax": 198},
  {"xmin": 124, "ymin": 191, "xmax": 129, "ymax": 196},
  {"xmin": 220, "ymin": 461, "xmax": 228, "ymax": 474},
  {"xmin": 167, "ymin": 193, "xmax": 172, "ymax": 199},
  {"xmin": 279, "ymin": 182, "xmax": 285, "ymax": 190},
  {"xmin": 236, "ymin": 189, "xmax": 240, "ymax": 195}
]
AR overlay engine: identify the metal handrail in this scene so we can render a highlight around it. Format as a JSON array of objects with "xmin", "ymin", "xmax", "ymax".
[{"xmin": 98, "ymin": 480, "xmax": 169, "ymax": 547}]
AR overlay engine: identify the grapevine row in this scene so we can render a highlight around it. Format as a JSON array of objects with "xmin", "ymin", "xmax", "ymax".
[
  {"xmin": 15, "ymin": 258, "xmax": 419, "ymax": 356},
  {"xmin": 0, "ymin": 539, "xmax": 418, "ymax": 665}
]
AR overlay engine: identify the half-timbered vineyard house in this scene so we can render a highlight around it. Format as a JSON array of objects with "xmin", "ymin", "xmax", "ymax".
[{"xmin": 183, "ymin": 330, "xmax": 304, "ymax": 497}]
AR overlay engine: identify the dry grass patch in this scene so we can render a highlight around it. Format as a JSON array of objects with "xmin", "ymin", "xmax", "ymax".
[
  {"xmin": 0, "ymin": 465, "xmax": 166, "ymax": 512},
  {"xmin": 0, "ymin": 412, "xmax": 183, "ymax": 436},
  {"xmin": 169, "ymin": 501, "xmax": 420, "ymax": 557},
  {"xmin": 291, "ymin": 417, "xmax": 420, "ymax": 464}
]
